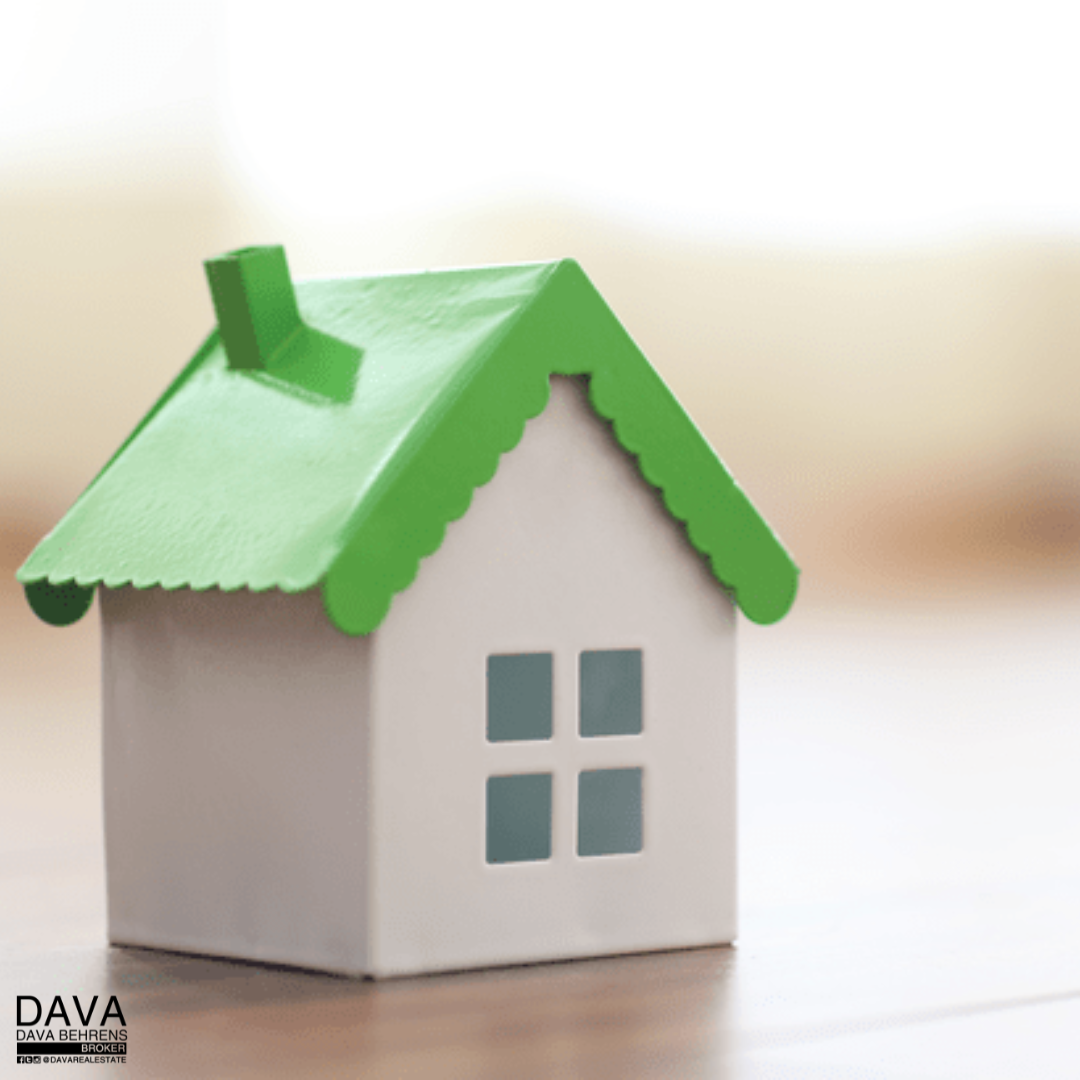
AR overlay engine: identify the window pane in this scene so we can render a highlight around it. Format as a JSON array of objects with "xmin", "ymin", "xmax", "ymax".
[
  {"xmin": 579, "ymin": 649, "xmax": 642, "ymax": 737},
  {"xmin": 487, "ymin": 773, "xmax": 553, "ymax": 864},
  {"xmin": 577, "ymin": 768, "xmax": 643, "ymax": 857},
  {"xmin": 487, "ymin": 653, "xmax": 553, "ymax": 742}
]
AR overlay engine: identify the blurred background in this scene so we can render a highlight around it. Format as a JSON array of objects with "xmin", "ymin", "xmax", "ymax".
[
  {"xmin": 3, "ymin": 0, "xmax": 1080, "ymax": 891},
  {"xmin": 4, "ymin": 0, "xmax": 1078, "ymax": 877},
  {"xmin": 2, "ymin": 6, "xmax": 1079, "ymax": 1070},
  {"xmin": 2, "ymin": 0, "xmax": 1078, "ymax": 615}
]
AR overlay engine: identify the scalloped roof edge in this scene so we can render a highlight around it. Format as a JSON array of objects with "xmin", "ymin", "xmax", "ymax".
[{"xmin": 19, "ymin": 258, "xmax": 798, "ymax": 631}]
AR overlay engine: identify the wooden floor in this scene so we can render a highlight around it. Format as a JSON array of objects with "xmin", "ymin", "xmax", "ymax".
[{"xmin": 3, "ymin": 590, "xmax": 1079, "ymax": 1078}]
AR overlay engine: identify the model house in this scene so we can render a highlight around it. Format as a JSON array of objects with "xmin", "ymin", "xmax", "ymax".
[{"xmin": 19, "ymin": 246, "xmax": 798, "ymax": 977}]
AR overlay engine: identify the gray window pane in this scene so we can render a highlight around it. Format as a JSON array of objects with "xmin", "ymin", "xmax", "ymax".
[
  {"xmin": 487, "ymin": 653, "xmax": 553, "ymax": 742},
  {"xmin": 579, "ymin": 649, "xmax": 642, "ymax": 737},
  {"xmin": 577, "ymin": 768, "xmax": 643, "ymax": 857},
  {"xmin": 487, "ymin": 773, "xmax": 553, "ymax": 864}
]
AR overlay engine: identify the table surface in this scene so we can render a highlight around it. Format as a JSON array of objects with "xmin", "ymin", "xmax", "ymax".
[{"xmin": 2, "ymin": 587, "xmax": 1079, "ymax": 1078}]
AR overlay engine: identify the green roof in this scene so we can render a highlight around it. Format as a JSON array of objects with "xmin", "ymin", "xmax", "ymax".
[{"xmin": 18, "ymin": 248, "xmax": 798, "ymax": 633}]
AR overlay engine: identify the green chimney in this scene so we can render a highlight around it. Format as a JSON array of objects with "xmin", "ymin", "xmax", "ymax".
[{"xmin": 204, "ymin": 245, "xmax": 302, "ymax": 371}]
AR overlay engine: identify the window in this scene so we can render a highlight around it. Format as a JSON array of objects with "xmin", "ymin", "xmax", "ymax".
[
  {"xmin": 486, "ymin": 773, "xmax": 553, "ymax": 864},
  {"xmin": 578, "ymin": 768, "xmax": 643, "ymax": 856},
  {"xmin": 579, "ymin": 649, "xmax": 642, "ymax": 737},
  {"xmin": 487, "ymin": 653, "xmax": 553, "ymax": 742},
  {"xmin": 484, "ymin": 649, "xmax": 644, "ymax": 865}
]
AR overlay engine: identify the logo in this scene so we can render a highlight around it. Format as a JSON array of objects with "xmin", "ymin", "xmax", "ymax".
[{"xmin": 15, "ymin": 996, "xmax": 127, "ymax": 1065}]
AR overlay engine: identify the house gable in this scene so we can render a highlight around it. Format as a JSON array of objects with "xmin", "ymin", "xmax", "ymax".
[{"xmin": 364, "ymin": 377, "xmax": 737, "ymax": 974}]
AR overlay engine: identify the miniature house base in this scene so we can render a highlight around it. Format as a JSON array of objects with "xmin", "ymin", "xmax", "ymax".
[{"xmin": 100, "ymin": 378, "xmax": 737, "ymax": 978}]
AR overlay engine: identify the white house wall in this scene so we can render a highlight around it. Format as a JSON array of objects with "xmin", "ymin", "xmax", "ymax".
[
  {"xmin": 369, "ymin": 376, "xmax": 737, "ymax": 976},
  {"xmin": 100, "ymin": 585, "xmax": 372, "ymax": 975}
]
